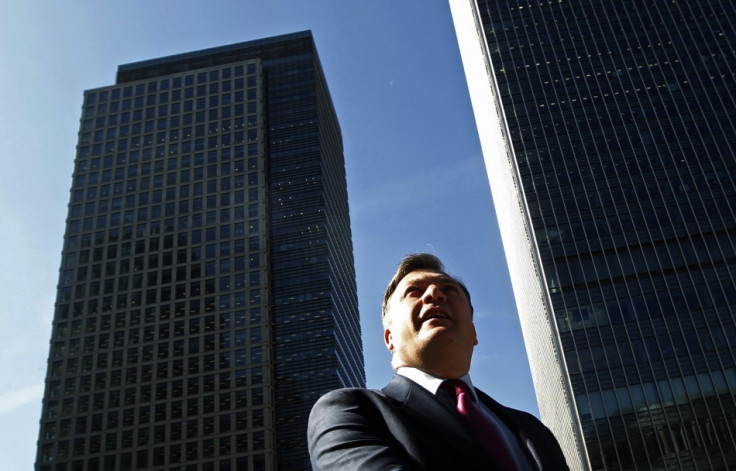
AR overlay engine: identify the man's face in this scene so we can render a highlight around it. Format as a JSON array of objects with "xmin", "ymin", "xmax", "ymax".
[{"xmin": 384, "ymin": 269, "xmax": 478, "ymax": 377}]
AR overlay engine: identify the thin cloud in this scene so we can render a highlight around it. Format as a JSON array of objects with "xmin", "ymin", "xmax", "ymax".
[{"xmin": 0, "ymin": 384, "xmax": 43, "ymax": 415}]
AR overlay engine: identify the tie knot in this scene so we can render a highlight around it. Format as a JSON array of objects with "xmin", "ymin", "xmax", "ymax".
[{"xmin": 442, "ymin": 379, "xmax": 470, "ymax": 396}]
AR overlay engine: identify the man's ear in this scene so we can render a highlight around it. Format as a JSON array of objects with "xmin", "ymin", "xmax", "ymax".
[
  {"xmin": 384, "ymin": 327, "xmax": 394, "ymax": 352},
  {"xmin": 472, "ymin": 322, "xmax": 478, "ymax": 346}
]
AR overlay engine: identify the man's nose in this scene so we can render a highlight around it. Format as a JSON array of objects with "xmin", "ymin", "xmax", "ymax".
[{"xmin": 422, "ymin": 285, "xmax": 445, "ymax": 303}]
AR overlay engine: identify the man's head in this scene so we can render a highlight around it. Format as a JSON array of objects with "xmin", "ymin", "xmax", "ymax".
[
  {"xmin": 382, "ymin": 253, "xmax": 473, "ymax": 320},
  {"xmin": 382, "ymin": 253, "xmax": 478, "ymax": 379}
]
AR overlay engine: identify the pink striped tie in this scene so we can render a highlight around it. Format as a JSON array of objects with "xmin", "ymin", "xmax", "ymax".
[{"xmin": 443, "ymin": 379, "xmax": 518, "ymax": 470}]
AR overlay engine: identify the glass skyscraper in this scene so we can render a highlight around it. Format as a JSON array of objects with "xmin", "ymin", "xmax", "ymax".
[
  {"xmin": 450, "ymin": 1, "xmax": 735, "ymax": 470},
  {"xmin": 35, "ymin": 31, "xmax": 364, "ymax": 471}
]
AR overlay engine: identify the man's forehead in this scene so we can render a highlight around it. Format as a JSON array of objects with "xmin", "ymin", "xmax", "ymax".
[{"xmin": 399, "ymin": 269, "xmax": 460, "ymax": 286}]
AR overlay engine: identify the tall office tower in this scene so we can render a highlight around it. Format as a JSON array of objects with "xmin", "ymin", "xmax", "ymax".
[
  {"xmin": 35, "ymin": 31, "xmax": 363, "ymax": 471},
  {"xmin": 450, "ymin": 1, "xmax": 735, "ymax": 469}
]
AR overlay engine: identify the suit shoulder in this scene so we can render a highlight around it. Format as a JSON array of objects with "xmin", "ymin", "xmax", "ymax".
[
  {"xmin": 311, "ymin": 387, "xmax": 391, "ymax": 413},
  {"xmin": 318, "ymin": 386, "xmax": 385, "ymax": 398},
  {"xmin": 500, "ymin": 404, "xmax": 543, "ymax": 423}
]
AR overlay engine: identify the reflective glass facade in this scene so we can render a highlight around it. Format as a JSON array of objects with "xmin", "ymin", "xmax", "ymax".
[
  {"xmin": 35, "ymin": 31, "xmax": 364, "ymax": 471},
  {"xmin": 451, "ymin": 1, "xmax": 735, "ymax": 470}
]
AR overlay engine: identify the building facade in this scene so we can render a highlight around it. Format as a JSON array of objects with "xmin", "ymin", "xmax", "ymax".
[
  {"xmin": 450, "ymin": 1, "xmax": 735, "ymax": 470},
  {"xmin": 35, "ymin": 31, "xmax": 364, "ymax": 471}
]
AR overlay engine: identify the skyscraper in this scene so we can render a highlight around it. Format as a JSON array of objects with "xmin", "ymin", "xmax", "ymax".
[
  {"xmin": 450, "ymin": 1, "xmax": 735, "ymax": 469},
  {"xmin": 35, "ymin": 31, "xmax": 364, "ymax": 471}
]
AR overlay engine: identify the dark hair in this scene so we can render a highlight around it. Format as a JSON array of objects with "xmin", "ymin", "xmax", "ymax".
[{"xmin": 382, "ymin": 253, "xmax": 472, "ymax": 320}]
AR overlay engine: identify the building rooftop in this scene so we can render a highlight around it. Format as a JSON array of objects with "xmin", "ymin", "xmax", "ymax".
[{"xmin": 116, "ymin": 30, "xmax": 313, "ymax": 83}]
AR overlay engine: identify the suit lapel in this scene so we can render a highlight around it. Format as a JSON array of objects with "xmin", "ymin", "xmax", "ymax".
[
  {"xmin": 476, "ymin": 388, "xmax": 542, "ymax": 471},
  {"xmin": 382, "ymin": 375, "xmax": 498, "ymax": 471}
]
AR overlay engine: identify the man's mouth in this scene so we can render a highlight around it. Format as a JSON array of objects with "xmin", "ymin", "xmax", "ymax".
[{"xmin": 423, "ymin": 309, "xmax": 450, "ymax": 321}]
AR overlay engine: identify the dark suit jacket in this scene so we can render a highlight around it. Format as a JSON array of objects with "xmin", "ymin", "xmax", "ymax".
[{"xmin": 308, "ymin": 374, "xmax": 569, "ymax": 470}]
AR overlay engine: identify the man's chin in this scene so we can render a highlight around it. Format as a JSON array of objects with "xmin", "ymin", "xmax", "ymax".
[{"xmin": 419, "ymin": 322, "xmax": 455, "ymax": 340}]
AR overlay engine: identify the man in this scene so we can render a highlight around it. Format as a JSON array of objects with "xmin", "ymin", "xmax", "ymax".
[{"xmin": 308, "ymin": 253, "xmax": 569, "ymax": 470}]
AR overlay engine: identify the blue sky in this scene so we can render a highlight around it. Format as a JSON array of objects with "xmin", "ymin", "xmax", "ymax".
[{"xmin": 0, "ymin": 1, "xmax": 535, "ymax": 467}]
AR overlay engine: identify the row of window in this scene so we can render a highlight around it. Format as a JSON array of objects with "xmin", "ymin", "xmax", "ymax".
[
  {"xmin": 47, "ymin": 367, "xmax": 268, "ymax": 414},
  {"xmin": 518, "ymin": 142, "xmax": 735, "ymax": 186},
  {"xmin": 45, "ymin": 416, "xmax": 267, "ymax": 453},
  {"xmin": 82, "ymin": 225, "xmax": 256, "ymax": 251},
  {"xmin": 70, "ymin": 206, "xmax": 258, "ymax": 234},
  {"xmin": 46, "ymin": 379, "xmax": 267, "ymax": 417},
  {"xmin": 68, "ymin": 222, "xmax": 258, "ymax": 253},
  {"xmin": 55, "ymin": 309, "xmax": 263, "ymax": 339},
  {"xmin": 68, "ymin": 206, "xmax": 260, "ymax": 238},
  {"xmin": 79, "ymin": 133, "xmax": 259, "ymax": 164},
  {"xmin": 62, "ymin": 249, "xmax": 260, "ymax": 283},
  {"xmin": 41, "ymin": 430, "xmax": 269, "ymax": 469},
  {"xmin": 76, "ymin": 152, "xmax": 258, "ymax": 183},
  {"xmin": 83, "ymin": 109, "xmax": 259, "ymax": 147},
  {"xmin": 84, "ymin": 95, "xmax": 258, "ymax": 136},
  {"xmin": 586, "ymin": 413, "xmax": 733, "ymax": 470},
  {"xmin": 81, "ymin": 128, "xmax": 259, "ymax": 158},
  {"xmin": 84, "ymin": 119, "xmax": 259, "ymax": 149},
  {"xmin": 548, "ymin": 245, "xmax": 734, "ymax": 295},
  {"xmin": 87, "ymin": 81, "xmax": 258, "ymax": 117},
  {"xmin": 487, "ymin": 1, "xmax": 727, "ymax": 41},
  {"xmin": 70, "ymin": 178, "xmax": 258, "ymax": 214},
  {"xmin": 69, "ymin": 195, "xmax": 259, "ymax": 225},
  {"xmin": 59, "ymin": 258, "xmax": 261, "ymax": 292},
  {"xmin": 552, "ymin": 258, "xmax": 733, "ymax": 312},
  {"xmin": 79, "ymin": 130, "xmax": 260, "ymax": 162},
  {"xmin": 64, "ymin": 245, "xmax": 263, "ymax": 282},
  {"xmin": 79, "ymin": 134, "xmax": 258, "ymax": 174},
  {"xmin": 56, "ymin": 278, "xmax": 264, "ymax": 312},
  {"xmin": 56, "ymin": 271, "xmax": 267, "ymax": 310},
  {"xmin": 69, "ymin": 213, "xmax": 258, "ymax": 244},
  {"xmin": 566, "ymin": 325, "xmax": 734, "ymax": 374},
  {"xmin": 537, "ymin": 207, "xmax": 734, "ymax": 256},
  {"xmin": 60, "ymin": 245, "xmax": 264, "ymax": 289},
  {"xmin": 59, "ymin": 282, "xmax": 263, "ymax": 312},
  {"xmin": 558, "ymin": 291, "xmax": 736, "ymax": 332},
  {"xmin": 86, "ymin": 64, "xmax": 258, "ymax": 107},
  {"xmin": 51, "ymin": 326, "xmax": 265, "ymax": 364},
  {"xmin": 51, "ymin": 323, "xmax": 265, "ymax": 360},
  {"xmin": 49, "ymin": 313, "xmax": 271, "ymax": 376},
  {"xmin": 64, "ymin": 218, "xmax": 260, "ymax": 256},
  {"xmin": 40, "ymin": 453, "xmax": 269, "ymax": 471}
]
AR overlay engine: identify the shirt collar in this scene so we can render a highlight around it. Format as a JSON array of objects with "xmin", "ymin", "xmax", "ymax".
[{"xmin": 396, "ymin": 367, "xmax": 478, "ymax": 401}]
